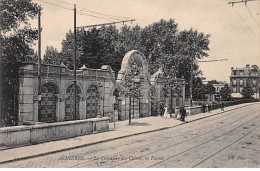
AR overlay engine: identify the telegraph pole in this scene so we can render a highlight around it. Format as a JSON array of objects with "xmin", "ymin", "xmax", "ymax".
[
  {"xmin": 77, "ymin": 19, "xmax": 135, "ymax": 29},
  {"xmin": 38, "ymin": 8, "xmax": 42, "ymax": 122},
  {"xmin": 228, "ymin": 0, "xmax": 250, "ymax": 6},
  {"xmin": 74, "ymin": 4, "xmax": 77, "ymax": 120},
  {"xmin": 189, "ymin": 60, "xmax": 194, "ymax": 106}
]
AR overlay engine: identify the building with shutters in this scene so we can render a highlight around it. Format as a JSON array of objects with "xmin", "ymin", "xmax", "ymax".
[{"xmin": 230, "ymin": 64, "xmax": 260, "ymax": 98}]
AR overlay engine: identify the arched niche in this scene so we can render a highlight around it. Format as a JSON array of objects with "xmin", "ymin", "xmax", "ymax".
[
  {"xmin": 40, "ymin": 83, "xmax": 59, "ymax": 123},
  {"xmin": 64, "ymin": 83, "xmax": 82, "ymax": 121},
  {"xmin": 86, "ymin": 85, "xmax": 98, "ymax": 118}
]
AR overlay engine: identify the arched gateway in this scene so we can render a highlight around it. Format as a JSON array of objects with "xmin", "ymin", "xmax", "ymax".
[{"xmin": 117, "ymin": 50, "xmax": 151, "ymax": 119}]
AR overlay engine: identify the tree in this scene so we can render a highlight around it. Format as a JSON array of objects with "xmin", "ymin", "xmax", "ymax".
[
  {"xmin": 60, "ymin": 29, "xmax": 84, "ymax": 69},
  {"xmin": 0, "ymin": 0, "xmax": 40, "ymax": 127},
  {"xmin": 43, "ymin": 46, "xmax": 61, "ymax": 65},
  {"xmin": 192, "ymin": 77, "xmax": 205, "ymax": 100},
  {"xmin": 204, "ymin": 82, "xmax": 216, "ymax": 95},
  {"xmin": 122, "ymin": 58, "xmax": 143, "ymax": 124},
  {"xmin": 140, "ymin": 19, "xmax": 178, "ymax": 75},
  {"xmin": 219, "ymin": 84, "xmax": 232, "ymax": 101},
  {"xmin": 60, "ymin": 19, "xmax": 210, "ymax": 97},
  {"xmin": 241, "ymin": 82, "xmax": 254, "ymax": 99}
]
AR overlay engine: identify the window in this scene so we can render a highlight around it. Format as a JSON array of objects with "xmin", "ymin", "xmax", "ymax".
[
  {"xmin": 240, "ymin": 79, "xmax": 243, "ymax": 85},
  {"xmin": 233, "ymin": 79, "xmax": 236, "ymax": 85},
  {"xmin": 240, "ymin": 71, "xmax": 244, "ymax": 76},
  {"xmin": 233, "ymin": 71, "xmax": 237, "ymax": 75},
  {"xmin": 240, "ymin": 87, "xmax": 243, "ymax": 92},
  {"xmin": 253, "ymin": 79, "xmax": 256, "ymax": 85},
  {"xmin": 233, "ymin": 87, "xmax": 236, "ymax": 93}
]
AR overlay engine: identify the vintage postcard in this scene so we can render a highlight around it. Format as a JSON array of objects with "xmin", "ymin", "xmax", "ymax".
[{"xmin": 0, "ymin": 0, "xmax": 259, "ymax": 168}]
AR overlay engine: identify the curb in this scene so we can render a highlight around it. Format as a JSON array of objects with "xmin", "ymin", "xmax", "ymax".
[{"xmin": 0, "ymin": 103, "xmax": 256, "ymax": 165}]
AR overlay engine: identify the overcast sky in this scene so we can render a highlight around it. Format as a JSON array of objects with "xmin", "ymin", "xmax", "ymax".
[{"xmin": 31, "ymin": 0, "xmax": 260, "ymax": 82}]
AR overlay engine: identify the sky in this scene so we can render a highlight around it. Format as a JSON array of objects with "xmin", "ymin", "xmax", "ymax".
[{"xmin": 30, "ymin": 0, "xmax": 260, "ymax": 82}]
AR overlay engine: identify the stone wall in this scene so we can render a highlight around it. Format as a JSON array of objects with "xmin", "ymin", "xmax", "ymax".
[
  {"xmin": 18, "ymin": 50, "xmax": 185, "ymax": 124},
  {"xmin": 19, "ymin": 63, "xmax": 116, "ymax": 124},
  {"xmin": 0, "ymin": 117, "xmax": 110, "ymax": 148}
]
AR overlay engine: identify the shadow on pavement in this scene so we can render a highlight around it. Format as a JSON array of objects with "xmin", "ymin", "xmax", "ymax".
[{"xmin": 127, "ymin": 122, "xmax": 151, "ymax": 126}]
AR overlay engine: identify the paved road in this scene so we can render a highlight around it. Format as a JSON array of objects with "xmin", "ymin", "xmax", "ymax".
[{"xmin": 1, "ymin": 103, "xmax": 260, "ymax": 168}]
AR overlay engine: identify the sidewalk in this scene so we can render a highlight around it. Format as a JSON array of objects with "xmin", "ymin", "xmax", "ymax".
[{"xmin": 0, "ymin": 102, "xmax": 256, "ymax": 164}]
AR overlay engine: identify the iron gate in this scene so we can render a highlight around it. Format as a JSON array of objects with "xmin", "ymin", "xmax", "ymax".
[
  {"xmin": 40, "ymin": 84, "xmax": 56, "ymax": 123},
  {"xmin": 86, "ymin": 85, "xmax": 98, "ymax": 118},
  {"xmin": 65, "ymin": 84, "xmax": 80, "ymax": 121}
]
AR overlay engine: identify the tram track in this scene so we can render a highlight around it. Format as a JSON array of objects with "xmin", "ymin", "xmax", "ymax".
[
  {"xmin": 72, "ymin": 107, "xmax": 259, "ymax": 168},
  {"xmin": 67, "ymin": 106, "xmax": 257, "ymax": 167},
  {"xmin": 148, "ymin": 115, "xmax": 260, "ymax": 168},
  {"xmin": 109, "ymin": 112, "xmax": 260, "ymax": 168},
  {"xmin": 0, "ymin": 104, "xmax": 258, "ymax": 168},
  {"xmin": 191, "ymin": 125, "xmax": 259, "ymax": 168}
]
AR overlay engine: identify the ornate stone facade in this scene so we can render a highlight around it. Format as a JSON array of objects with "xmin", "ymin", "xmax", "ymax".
[{"xmin": 18, "ymin": 50, "xmax": 185, "ymax": 124}]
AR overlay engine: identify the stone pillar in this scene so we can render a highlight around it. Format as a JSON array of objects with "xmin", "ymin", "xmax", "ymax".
[
  {"xmin": 139, "ymin": 76, "xmax": 149, "ymax": 117},
  {"xmin": 103, "ymin": 79, "xmax": 113, "ymax": 118},
  {"xmin": 166, "ymin": 89, "xmax": 171, "ymax": 111},
  {"xmin": 79, "ymin": 97, "xmax": 86, "ymax": 119},
  {"xmin": 156, "ymin": 82, "xmax": 163, "ymax": 115},
  {"xmin": 56, "ymin": 96, "xmax": 60, "ymax": 121},
  {"xmin": 182, "ymin": 83, "xmax": 185, "ymax": 106},
  {"xmin": 33, "ymin": 96, "xmax": 38, "ymax": 122},
  {"xmin": 120, "ymin": 97, "xmax": 126, "ymax": 120},
  {"xmin": 172, "ymin": 97, "xmax": 177, "ymax": 110},
  {"xmin": 59, "ymin": 98, "xmax": 65, "ymax": 121},
  {"xmin": 134, "ymin": 98, "xmax": 140, "ymax": 118},
  {"xmin": 125, "ymin": 97, "xmax": 130, "ymax": 120},
  {"xmin": 19, "ymin": 76, "xmax": 35, "ymax": 123}
]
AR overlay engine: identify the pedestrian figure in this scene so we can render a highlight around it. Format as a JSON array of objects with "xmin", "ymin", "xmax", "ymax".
[
  {"xmin": 221, "ymin": 101, "xmax": 225, "ymax": 111},
  {"xmin": 212, "ymin": 102, "xmax": 215, "ymax": 110},
  {"xmin": 180, "ymin": 106, "xmax": 187, "ymax": 122},
  {"xmin": 163, "ymin": 105, "xmax": 170, "ymax": 119},
  {"xmin": 208, "ymin": 103, "xmax": 211, "ymax": 113},
  {"xmin": 179, "ymin": 107, "xmax": 183, "ymax": 121},
  {"xmin": 160, "ymin": 103, "xmax": 164, "ymax": 116},
  {"xmin": 202, "ymin": 103, "xmax": 206, "ymax": 113}
]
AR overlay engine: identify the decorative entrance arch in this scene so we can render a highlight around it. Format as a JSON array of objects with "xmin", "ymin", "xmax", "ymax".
[
  {"xmin": 117, "ymin": 50, "xmax": 151, "ymax": 118},
  {"xmin": 40, "ymin": 84, "xmax": 57, "ymax": 123}
]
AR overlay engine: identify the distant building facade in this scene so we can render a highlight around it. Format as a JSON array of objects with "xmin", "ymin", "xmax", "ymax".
[
  {"xmin": 230, "ymin": 64, "xmax": 260, "ymax": 98},
  {"xmin": 213, "ymin": 82, "xmax": 227, "ymax": 94},
  {"xmin": 202, "ymin": 81, "xmax": 227, "ymax": 101}
]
